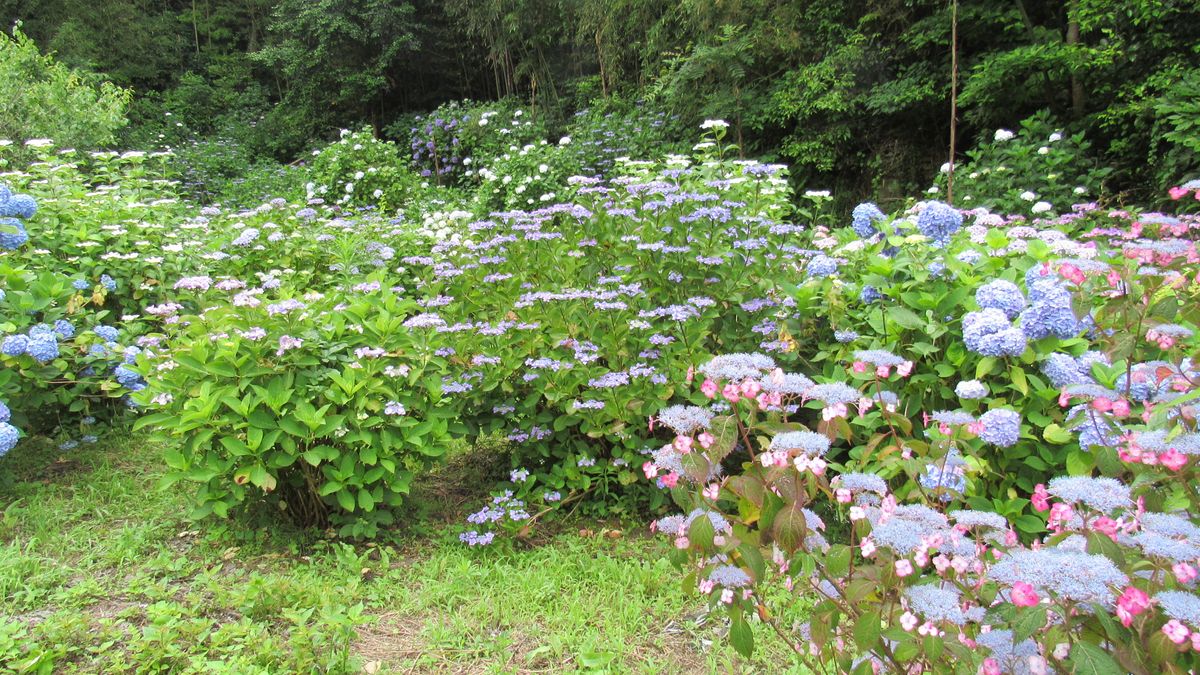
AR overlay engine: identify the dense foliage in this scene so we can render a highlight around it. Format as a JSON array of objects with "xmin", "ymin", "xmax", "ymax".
[
  {"xmin": 3, "ymin": 1, "xmax": 1198, "ymax": 202},
  {"xmin": 1, "ymin": 2, "xmax": 1199, "ymax": 671}
]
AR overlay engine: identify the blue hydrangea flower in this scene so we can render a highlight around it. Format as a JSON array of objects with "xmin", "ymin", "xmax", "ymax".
[
  {"xmin": 1041, "ymin": 353, "xmax": 1089, "ymax": 387},
  {"xmin": 26, "ymin": 335, "xmax": 59, "ymax": 363},
  {"xmin": 0, "ymin": 218, "xmax": 27, "ymax": 249},
  {"xmin": 978, "ymin": 408, "xmax": 1021, "ymax": 447},
  {"xmin": 100, "ymin": 274, "xmax": 117, "ymax": 291},
  {"xmin": 860, "ymin": 285, "xmax": 881, "ymax": 304},
  {"xmin": 72, "ymin": 279, "xmax": 90, "ymax": 291},
  {"xmin": 806, "ymin": 254, "xmax": 839, "ymax": 279},
  {"xmin": 851, "ymin": 202, "xmax": 886, "ymax": 238},
  {"xmin": 975, "ymin": 280, "xmax": 1026, "ymax": 320},
  {"xmin": 93, "ymin": 325, "xmax": 119, "ymax": 342},
  {"xmin": 114, "ymin": 365, "xmax": 146, "ymax": 391},
  {"xmin": 1020, "ymin": 279, "xmax": 1079, "ymax": 339},
  {"xmin": 0, "ymin": 194, "xmax": 37, "ymax": 219},
  {"xmin": 963, "ymin": 308, "xmax": 1027, "ymax": 357},
  {"xmin": 53, "ymin": 319, "xmax": 75, "ymax": 339},
  {"xmin": 0, "ymin": 401, "xmax": 9, "ymax": 423},
  {"xmin": 1, "ymin": 334, "xmax": 28, "ymax": 356},
  {"xmin": 0, "ymin": 422, "xmax": 19, "ymax": 456},
  {"xmin": 916, "ymin": 201, "xmax": 962, "ymax": 245}
]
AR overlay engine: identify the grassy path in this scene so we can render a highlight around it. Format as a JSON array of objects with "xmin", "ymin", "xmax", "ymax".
[{"xmin": 0, "ymin": 434, "xmax": 803, "ymax": 673}]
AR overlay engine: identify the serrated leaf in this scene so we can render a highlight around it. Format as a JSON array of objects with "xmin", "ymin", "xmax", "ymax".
[
  {"xmin": 1011, "ymin": 606, "xmax": 1047, "ymax": 644},
  {"xmin": 1069, "ymin": 642, "xmax": 1123, "ymax": 675},
  {"xmin": 853, "ymin": 610, "xmax": 881, "ymax": 651}
]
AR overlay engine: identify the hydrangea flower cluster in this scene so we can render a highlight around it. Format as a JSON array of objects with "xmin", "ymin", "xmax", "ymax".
[{"xmin": 0, "ymin": 184, "xmax": 37, "ymax": 250}]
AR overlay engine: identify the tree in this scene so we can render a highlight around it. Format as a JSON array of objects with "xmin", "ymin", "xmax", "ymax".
[{"xmin": 253, "ymin": 0, "xmax": 420, "ymax": 137}]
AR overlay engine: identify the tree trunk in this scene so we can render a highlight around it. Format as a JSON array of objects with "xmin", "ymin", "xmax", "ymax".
[
  {"xmin": 1066, "ymin": 0, "xmax": 1086, "ymax": 117},
  {"xmin": 595, "ymin": 30, "xmax": 608, "ymax": 97},
  {"xmin": 948, "ymin": 0, "xmax": 959, "ymax": 204}
]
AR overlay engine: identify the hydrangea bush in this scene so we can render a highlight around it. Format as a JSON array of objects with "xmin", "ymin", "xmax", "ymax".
[
  {"xmin": 132, "ymin": 278, "xmax": 463, "ymax": 537},
  {"xmin": 0, "ymin": 185, "xmax": 146, "ymax": 456},
  {"xmin": 936, "ymin": 110, "xmax": 1112, "ymax": 216},
  {"xmin": 634, "ymin": 183, "xmax": 1200, "ymax": 670}
]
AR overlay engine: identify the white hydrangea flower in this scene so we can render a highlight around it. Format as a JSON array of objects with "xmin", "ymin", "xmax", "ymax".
[
  {"xmin": 1032, "ymin": 201, "xmax": 1053, "ymax": 214},
  {"xmin": 994, "ymin": 129, "xmax": 1015, "ymax": 142}
]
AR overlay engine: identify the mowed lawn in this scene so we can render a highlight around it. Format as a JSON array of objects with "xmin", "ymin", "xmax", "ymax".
[{"xmin": 0, "ymin": 433, "xmax": 807, "ymax": 673}]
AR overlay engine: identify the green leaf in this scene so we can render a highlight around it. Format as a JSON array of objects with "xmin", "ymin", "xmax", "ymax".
[
  {"xmin": 886, "ymin": 306, "xmax": 925, "ymax": 331},
  {"xmin": 1065, "ymin": 449, "xmax": 1093, "ymax": 476},
  {"xmin": 335, "ymin": 489, "xmax": 355, "ymax": 512},
  {"xmin": 729, "ymin": 617, "xmax": 754, "ymax": 657},
  {"xmin": 976, "ymin": 357, "xmax": 997, "ymax": 378},
  {"xmin": 852, "ymin": 610, "xmax": 881, "ymax": 651},
  {"xmin": 737, "ymin": 544, "xmax": 765, "ymax": 581},
  {"xmin": 1043, "ymin": 423, "xmax": 1073, "ymax": 444},
  {"xmin": 1009, "ymin": 366, "xmax": 1028, "ymax": 395},
  {"xmin": 1011, "ymin": 606, "xmax": 1047, "ymax": 645},
  {"xmin": 825, "ymin": 545, "xmax": 851, "ymax": 579},
  {"xmin": 688, "ymin": 512, "xmax": 715, "ymax": 549},
  {"xmin": 1069, "ymin": 642, "xmax": 1123, "ymax": 675},
  {"xmin": 771, "ymin": 499, "xmax": 808, "ymax": 554}
]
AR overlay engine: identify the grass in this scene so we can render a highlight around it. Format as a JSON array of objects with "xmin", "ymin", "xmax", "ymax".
[{"xmin": 0, "ymin": 433, "xmax": 808, "ymax": 673}]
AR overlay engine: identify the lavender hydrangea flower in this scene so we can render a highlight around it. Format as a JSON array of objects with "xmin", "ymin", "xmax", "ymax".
[
  {"xmin": 1045, "ymin": 476, "xmax": 1131, "ymax": 514},
  {"xmin": 1020, "ymin": 279, "xmax": 1079, "ymax": 339},
  {"xmin": 0, "ymin": 422, "xmax": 19, "ymax": 455},
  {"xmin": 708, "ymin": 565, "xmax": 752, "ymax": 588},
  {"xmin": 988, "ymin": 549, "xmax": 1126, "ymax": 605},
  {"xmin": 656, "ymin": 405, "xmax": 714, "ymax": 435},
  {"xmin": 806, "ymin": 254, "xmax": 839, "ymax": 279},
  {"xmin": 2, "ymin": 334, "xmax": 28, "ymax": 356},
  {"xmin": 978, "ymin": 408, "xmax": 1020, "ymax": 447},
  {"xmin": 769, "ymin": 431, "xmax": 830, "ymax": 456},
  {"xmin": 905, "ymin": 584, "xmax": 969, "ymax": 625},
  {"xmin": 699, "ymin": 353, "xmax": 775, "ymax": 383},
  {"xmin": 1156, "ymin": 591, "xmax": 1200, "ymax": 625}
]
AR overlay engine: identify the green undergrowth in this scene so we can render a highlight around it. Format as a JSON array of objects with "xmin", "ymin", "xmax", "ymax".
[{"xmin": 0, "ymin": 434, "xmax": 812, "ymax": 673}]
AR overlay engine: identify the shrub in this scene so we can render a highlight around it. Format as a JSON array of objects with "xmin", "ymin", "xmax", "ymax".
[
  {"xmin": 0, "ymin": 185, "xmax": 145, "ymax": 456},
  {"xmin": 0, "ymin": 27, "xmax": 130, "ymax": 153},
  {"xmin": 937, "ymin": 110, "xmax": 1111, "ymax": 216},
  {"xmin": 306, "ymin": 128, "xmax": 423, "ymax": 213},
  {"xmin": 400, "ymin": 99, "xmax": 546, "ymax": 186},
  {"xmin": 634, "ymin": 187, "xmax": 1200, "ymax": 670},
  {"xmin": 133, "ymin": 279, "xmax": 463, "ymax": 538}
]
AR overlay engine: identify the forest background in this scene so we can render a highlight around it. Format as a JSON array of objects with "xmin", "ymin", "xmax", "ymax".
[{"xmin": 2, "ymin": 0, "xmax": 1198, "ymax": 208}]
